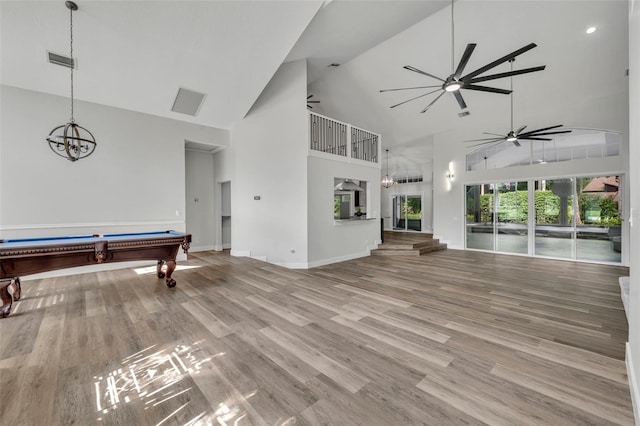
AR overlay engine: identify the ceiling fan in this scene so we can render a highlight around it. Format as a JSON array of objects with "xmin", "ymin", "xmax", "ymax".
[
  {"xmin": 307, "ymin": 94, "xmax": 320, "ymax": 109},
  {"xmin": 380, "ymin": 0, "xmax": 546, "ymax": 113},
  {"xmin": 466, "ymin": 59, "xmax": 572, "ymax": 147}
]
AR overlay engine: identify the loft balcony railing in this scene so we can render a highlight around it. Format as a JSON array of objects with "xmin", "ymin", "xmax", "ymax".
[{"xmin": 309, "ymin": 112, "xmax": 379, "ymax": 164}]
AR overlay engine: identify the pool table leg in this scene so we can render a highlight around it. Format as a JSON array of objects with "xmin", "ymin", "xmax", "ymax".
[
  {"xmin": 156, "ymin": 260, "xmax": 177, "ymax": 288},
  {"xmin": 0, "ymin": 277, "xmax": 20, "ymax": 318}
]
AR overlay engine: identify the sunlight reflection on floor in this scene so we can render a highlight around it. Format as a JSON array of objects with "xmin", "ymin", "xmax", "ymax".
[{"xmin": 92, "ymin": 341, "xmax": 241, "ymax": 425}]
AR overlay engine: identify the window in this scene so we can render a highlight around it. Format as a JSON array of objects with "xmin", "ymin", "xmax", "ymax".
[
  {"xmin": 465, "ymin": 175, "xmax": 622, "ymax": 264},
  {"xmin": 466, "ymin": 129, "xmax": 621, "ymax": 171}
]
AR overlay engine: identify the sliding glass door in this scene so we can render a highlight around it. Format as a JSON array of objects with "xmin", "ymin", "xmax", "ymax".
[
  {"xmin": 466, "ymin": 184, "xmax": 493, "ymax": 250},
  {"xmin": 575, "ymin": 176, "xmax": 621, "ymax": 263},
  {"xmin": 466, "ymin": 175, "xmax": 622, "ymax": 264},
  {"xmin": 496, "ymin": 182, "xmax": 528, "ymax": 254},
  {"xmin": 534, "ymin": 178, "xmax": 574, "ymax": 259},
  {"xmin": 465, "ymin": 182, "xmax": 527, "ymax": 254},
  {"xmin": 392, "ymin": 194, "xmax": 422, "ymax": 231}
]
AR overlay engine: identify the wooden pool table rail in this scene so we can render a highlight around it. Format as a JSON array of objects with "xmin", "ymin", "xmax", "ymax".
[{"xmin": 0, "ymin": 231, "xmax": 191, "ymax": 318}]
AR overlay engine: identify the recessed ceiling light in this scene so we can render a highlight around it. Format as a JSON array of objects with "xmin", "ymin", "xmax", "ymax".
[{"xmin": 586, "ymin": 26, "xmax": 596, "ymax": 34}]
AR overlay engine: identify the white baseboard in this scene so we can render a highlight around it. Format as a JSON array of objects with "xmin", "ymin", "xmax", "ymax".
[
  {"xmin": 626, "ymin": 342, "xmax": 640, "ymax": 425},
  {"xmin": 306, "ymin": 250, "xmax": 370, "ymax": 269},
  {"xmin": 189, "ymin": 245, "xmax": 216, "ymax": 252},
  {"xmin": 270, "ymin": 261, "xmax": 309, "ymax": 269},
  {"xmin": 230, "ymin": 249, "xmax": 250, "ymax": 257}
]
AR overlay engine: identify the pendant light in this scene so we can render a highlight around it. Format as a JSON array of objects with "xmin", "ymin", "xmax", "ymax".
[
  {"xmin": 46, "ymin": 1, "xmax": 97, "ymax": 162},
  {"xmin": 381, "ymin": 149, "xmax": 395, "ymax": 188}
]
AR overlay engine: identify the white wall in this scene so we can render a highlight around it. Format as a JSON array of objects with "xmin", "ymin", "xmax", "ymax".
[
  {"xmin": 432, "ymin": 91, "xmax": 629, "ymax": 254},
  {"xmin": 229, "ymin": 60, "xmax": 309, "ymax": 267},
  {"xmin": 307, "ymin": 155, "xmax": 381, "ymax": 266},
  {"xmin": 626, "ymin": 0, "xmax": 640, "ymax": 422},
  {"xmin": 185, "ymin": 150, "xmax": 215, "ymax": 251},
  {"xmin": 0, "ymin": 85, "xmax": 221, "ymax": 275}
]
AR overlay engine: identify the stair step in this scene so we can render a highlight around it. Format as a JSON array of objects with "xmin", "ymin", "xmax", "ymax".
[
  {"xmin": 371, "ymin": 243, "xmax": 447, "ymax": 256},
  {"xmin": 372, "ymin": 231, "xmax": 447, "ymax": 256},
  {"xmin": 371, "ymin": 249, "xmax": 421, "ymax": 256},
  {"xmin": 377, "ymin": 240, "xmax": 441, "ymax": 250},
  {"xmin": 419, "ymin": 244, "xmax": 448, "ymax": 254}
]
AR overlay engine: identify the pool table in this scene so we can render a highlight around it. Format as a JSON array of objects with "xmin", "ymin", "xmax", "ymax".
[{"xmin": 0, "ymin": 230, "xmax": 191, "ymax": 318}]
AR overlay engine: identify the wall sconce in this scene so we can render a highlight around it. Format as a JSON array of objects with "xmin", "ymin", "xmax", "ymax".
[
  {"xmin": 446, "ymin": 162, "xmax": 455, "ymax": 192},
  {"xmin": 446, "ymin": 162, "xmax": 455, "ymax": 182}
]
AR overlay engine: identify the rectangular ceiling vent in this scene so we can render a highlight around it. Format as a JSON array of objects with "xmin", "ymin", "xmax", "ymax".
[
  {"xmin": 47, "ymin": 51, "xmax": 75, "ymax": 69},
  {"xmin": 458, "ymin": 111, "xmax": 470, "ymax": 118},
  {"xmin": 172, "ymin": 88, "xmax": 206, "ymax": 116}
]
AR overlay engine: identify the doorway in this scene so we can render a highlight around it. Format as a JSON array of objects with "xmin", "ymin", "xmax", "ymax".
[
  {"xmin": 221, "ymin": 181, "xmax": 231, "ymax": 249},
  {"xmin": 392, "ymin": 194, "xmax": 422, "ymax": 231}
]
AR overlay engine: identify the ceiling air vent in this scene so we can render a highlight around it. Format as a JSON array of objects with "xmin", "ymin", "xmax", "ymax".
[
  {"xmin": 458, "ymin": 111, "xmax": 470, "ymax": 118},
  {"xmin": 47, "ymin": 51, "xmax": 75, "ymax": 68},
  {"xmin": 172, "ymin": 88, "xmax": 206, "ymax": 116}
]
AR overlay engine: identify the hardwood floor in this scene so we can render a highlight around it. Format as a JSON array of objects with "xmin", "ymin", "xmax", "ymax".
[{"xmin": 0, "ymin": 249, "xmax": 633, "ymax": 425}]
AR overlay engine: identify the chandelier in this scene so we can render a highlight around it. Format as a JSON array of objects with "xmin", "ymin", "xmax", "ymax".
[
  {"xmin": 381, "ymin": 149, "xmax": 395, "ymax": 188},
  {"xmin": 46, "ymin": 1, "xmax": 97, "ymax": 162}
]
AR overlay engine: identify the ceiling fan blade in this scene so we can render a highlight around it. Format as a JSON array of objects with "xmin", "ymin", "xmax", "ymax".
[
  {"xmin": 515, "ymin": 125, "xmax": 527, "ymax": 135},
  {"xmin": 467, "ymin": 66, "xmax": 546, "ymax": 84},
  {"xmin": 461, "ymin": 43, "xmax": 538, "ymax": 81},
  {"xmin": 467, "ymin": 138, "xmax": 505, "ymax": 147},
  {"xmin": 307, "ymin": 105, "xmax": 313, "ymax": 109},
  {"xmin": 465, "ymin": 136, "xmax": 506, "ymax": 142},
  {"xmin": 307, "ymin": 95, "xmax": 314, "ymax": 99},
  {"xmin": 420, "ymin": 91, "xmax": 446, "ymax": 113},
  {"xmin": 524, "ymin": 130, "xmax": 573, "ymax": 137},
  {"xmin": 483, "ymin": 132, "xmax": 508, "ymax": 137},
  {"xmin": 390, "ymin": 88, "xmax": 441, "ymax": 109},
  {"xmin": 464, "ymin": 85, "xmax": 512, "ymax": 95},
  {"xmin": 513, "ymin": 140, "xmax": 521, "ymax": 147},
  {"xmin": 519, "ymin": 124, "xmax": 564, "ymax": 135},
  {"xmin": 403, "ymin": 66, "xmax": 446, "ymax": 82},
  {"xmin": 454, "ymin": 43, "xmax": 477, "ymax": 79},
  {"xmin": 520, "ymin": 137, "xmax": 552, "ymax": 141},
  {"xmin": 307, "ymin": 101, "xmax": 320, "ymax": 103},
  {"xmin": 379, "ymin": 85, "xmax": 442, "ymax": 93},
  {"xmin": 453, "ymin": 90, "xmax": 467, "ymax": 109}
]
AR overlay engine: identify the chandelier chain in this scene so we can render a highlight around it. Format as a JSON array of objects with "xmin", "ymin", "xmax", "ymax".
[{"xmin": 69, "ymin": 4, "xmax": 74, "ymax": 123}]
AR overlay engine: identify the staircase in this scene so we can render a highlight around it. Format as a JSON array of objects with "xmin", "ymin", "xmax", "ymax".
[{"xmin": 371, "ymin": 231, "xmax": 447, "ymax": 256}]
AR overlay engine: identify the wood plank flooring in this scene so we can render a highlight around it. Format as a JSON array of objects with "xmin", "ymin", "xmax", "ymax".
[{"xmin": 0, "ymin": 249, "xmax": 632, "ymax": 425}]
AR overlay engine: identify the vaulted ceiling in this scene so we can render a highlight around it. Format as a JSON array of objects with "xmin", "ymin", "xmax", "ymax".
[
  {"xmin": 306, "ymin": 0, "xmax": 629, "ymax": 171},
  {"xmin": 1, "ymin": 0, "xmax": 629, "ymax": 172}
]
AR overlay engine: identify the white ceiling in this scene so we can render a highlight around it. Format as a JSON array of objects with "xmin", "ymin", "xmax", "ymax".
[
  {"xmin": 0, "ymin": 0, "xmax": 321, "ymax": 130},
  {"xmin": 1, "ymin": 0, "xmax": 630, "ymax": 172},
  {"xmin": 285, "ymin": 0, "xmax": 450, "ymax": 84},
  {"xmin": 306, "ymin": 0, "xmax": 629, "ymax": 171}
]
